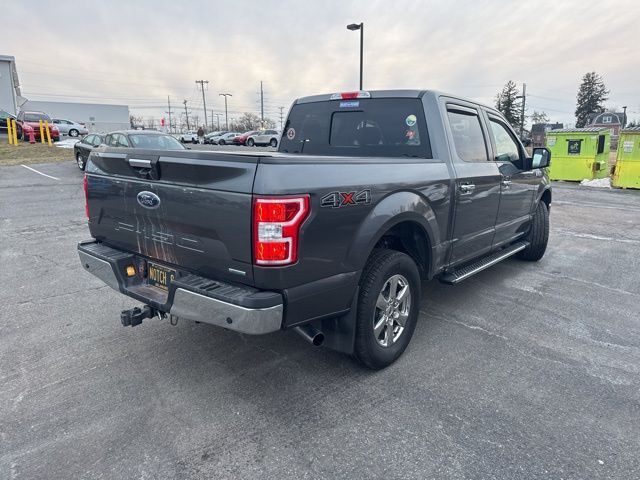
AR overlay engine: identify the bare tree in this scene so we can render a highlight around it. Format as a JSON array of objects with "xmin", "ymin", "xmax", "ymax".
[{"xmin": 129, "ymin": 114, "xmax": 143, "ymax": 128}]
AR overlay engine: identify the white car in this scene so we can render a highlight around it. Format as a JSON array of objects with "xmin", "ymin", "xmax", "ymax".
[
  {"xmin": 52, "ymin": 118, "xmax": 89, "ymax": 137},
  {"xmin": 211, "ymin": 132, "xmax": 240, "ymax": 145},
  {"xmin": 247, "ymin": 129, "xmax": 280, "ymax": 147},
  {"xmin": 178, "ymin": 131, "xmax": 199, "ymax": 143}
]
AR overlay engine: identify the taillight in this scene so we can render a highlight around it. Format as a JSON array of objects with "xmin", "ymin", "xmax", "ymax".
[
  {"xmin": 253, "ymin": 195, "xmax": 309, "ymax": 266},
  {"xmin": 83, "ymin": 174, "xmax": 90, "ymax": 219},
  {"xmin": 330, "ymin": 91, "xmax": 371, "ymax": 100}
]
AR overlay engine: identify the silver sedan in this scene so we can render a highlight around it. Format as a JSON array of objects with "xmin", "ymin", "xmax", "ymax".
[{"xmin": 52, "ymin": 118, "xmax": 89, "ymax": 137}]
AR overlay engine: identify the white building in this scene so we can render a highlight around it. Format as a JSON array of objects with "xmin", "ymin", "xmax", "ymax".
[
  {"xmin": 0, "ymin": 55, "xmax": 22, "ymax": 115},
  {"xmin": 22, "ymin": 100, "xmax": 130, "ymax": 133}
]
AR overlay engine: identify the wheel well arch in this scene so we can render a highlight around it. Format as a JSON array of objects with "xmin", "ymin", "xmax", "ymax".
[
  {"xmin": 372, "ymin": 220, "xmax": 432, "ymax": 280},
  {"xmin": 540, "ymin": 188, "xmax": 551, "ymax": 211}
]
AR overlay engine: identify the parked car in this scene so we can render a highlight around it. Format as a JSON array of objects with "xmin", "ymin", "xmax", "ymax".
[
  {"xmin": 0, "ymin": 109, "xmax": 22, "ymax": 138},
  {"xmin": 104, "ymin": 130, "xmax": 187, "ymax": 150},
  {"xmin": 233, "ymin": 130, "xmax": 259, "ymax": 146},
  {"xmin": 204, "ymin": 131, "xmax": 227, "ymax": 144},
  {"xmin": 73, "ymin": 133, "xmax": 105, "ymax": 171},
  {"xmin": 247, "ymin": 129, "xmax": 280, "ymax": 147},
  {"xmin": 207, "ymin": 132, "xmax": 239, "ymax": 145},
  {"xmin": 178, "ymin": 131, "xmax": 199, "ymax": 143},
  {"xmin": 17, "ymin": 110, "xmax": 60, "ymax": 142},
  {"xmin": 52, "ymin": 118, "xmax": 89, "ymax": 137},
  {"xmin": 78, "ymin": 89, "xmax": 551, "ymax": 369}
]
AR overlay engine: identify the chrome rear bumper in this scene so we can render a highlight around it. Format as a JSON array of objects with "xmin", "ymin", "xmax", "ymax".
[{"xmin": 78, "ymin": 241, "xmax": 283, "ymax": 335}]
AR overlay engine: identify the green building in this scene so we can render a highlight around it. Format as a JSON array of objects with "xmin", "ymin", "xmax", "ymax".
[
  {"xmin": 613, "ymin": 127, "xmax": 640, "ymax": 189},
  {"xmin": 546, "ymin": 128, "xmax": 610, "ymax": 181}
]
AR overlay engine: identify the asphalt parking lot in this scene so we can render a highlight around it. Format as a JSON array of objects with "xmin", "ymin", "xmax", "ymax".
[{"xmin": 1, "ymin": 159, "xmax": 639, "ymax": 479}]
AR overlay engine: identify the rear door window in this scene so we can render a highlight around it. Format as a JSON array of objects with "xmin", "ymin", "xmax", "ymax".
[
  {"xmin": 446, "ymin": 108, "xmax": 488, "ymax": 162},
  {"xmin": 279, "ymin": 98, "xmax": 431, "ymax": 158}
]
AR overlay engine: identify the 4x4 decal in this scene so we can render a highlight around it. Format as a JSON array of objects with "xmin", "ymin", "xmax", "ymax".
[{"xmin": 321, "ymin": 189, "xmax": 371, "ymax": 208}]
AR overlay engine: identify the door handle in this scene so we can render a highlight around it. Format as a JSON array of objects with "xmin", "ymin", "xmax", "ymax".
[
  {"xmin": 129, "ymin": 158, "xmax": 152, "ymax": 168},
  {"xmin": 458, "ymin": 182, "xmax": 475, "ymax": 195}
]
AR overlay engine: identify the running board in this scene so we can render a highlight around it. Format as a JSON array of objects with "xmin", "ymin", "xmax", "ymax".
[{"xmin": 439, "ymin": 241, "xmax": 529, "ymax": 285}]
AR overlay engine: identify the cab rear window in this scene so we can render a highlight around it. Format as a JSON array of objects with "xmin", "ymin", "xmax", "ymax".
[{"xmin": 279, "ymin": 98, "xmax": 431, "ymax": 158}]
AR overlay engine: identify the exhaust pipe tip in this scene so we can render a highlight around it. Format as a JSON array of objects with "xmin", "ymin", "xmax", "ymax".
[{"xmin": 294, "ymin": 324, "xmax": 325, "ymax": 347}]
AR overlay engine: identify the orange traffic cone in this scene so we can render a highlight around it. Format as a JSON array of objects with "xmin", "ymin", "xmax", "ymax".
[{"xmin": 28, "ymin": 129, "xmax": 36, "ymax": 144}]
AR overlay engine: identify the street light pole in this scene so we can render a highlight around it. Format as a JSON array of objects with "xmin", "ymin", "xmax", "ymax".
[
  {"xmin": 219, "ymin": 93, "xmax": 232, "ymax": 130},
  {"xmin": 347, "ymin": 22, "xmax": 364, "ymax": 90}
]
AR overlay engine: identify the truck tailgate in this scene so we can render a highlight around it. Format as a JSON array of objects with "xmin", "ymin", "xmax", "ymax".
[{"xmin": 86, "ymin": 149, "xmax": 258, "ymax": 285}]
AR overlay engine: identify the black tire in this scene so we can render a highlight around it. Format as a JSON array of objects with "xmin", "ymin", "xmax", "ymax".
[
  {"xmin": 219, "ymin": 139, "xmax": 226, "ymax": 145},
  {"xmin": 69, "ymin": 129, "xmax": 79, "ymax": 137},
  {"xmin": 517, "ymin": 201, "xmax": 549, "ymax": 261},
  {"xmin": 354, "ymin": 249, "xmax": 421, "ymax": 370},
  {"xmin": 270, "ymin": 138, "xmax": 278, "ymax": 147},
  {"xmin": 192, "ymin": 138, "xmax": 198, "ymax": 144},
  {"xmin": 247, "ymin": 138, "xmax": 255, "ymax": 147},
  {"xmin": 75, "ymin": 152, "xmax": 85, "ymax": 171}
]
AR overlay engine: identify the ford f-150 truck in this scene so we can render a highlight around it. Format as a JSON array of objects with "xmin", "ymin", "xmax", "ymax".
[{"xmin": 78, "ymin": 90, "xmax": 551, "ymax": 369}]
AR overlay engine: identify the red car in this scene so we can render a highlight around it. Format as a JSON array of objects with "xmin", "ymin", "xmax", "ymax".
[
  {"xmin": 17, "ymin": 110, "xmax": 60, "ymax": 142},
  {"xmin": 232, "ymin": 130, "xmax": 259, "ymax": 146}
]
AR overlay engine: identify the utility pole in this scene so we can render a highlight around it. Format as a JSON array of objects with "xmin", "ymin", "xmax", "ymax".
[
  {"xmin": 183, "ymin": 99, "xmax": 190, "ymax": 130},
  {"xmin": 347, "ymin": 23, "xmax": 364, "ymax": 90},
  {"xmin": 166, "ymin": 95, "xmax": 173, "ymax": 133},
  {"xmin": 519, "ymin": 83, "xmax": 527, "ymax": 138},
  {"xmin": 219, "ymin": 93, "xmax": 232, "ymax": 130},
  {"xmin": 260, "ymin": 81, "xmax": 264, "ymax": 128},
  {"xmin": 195, "ymin": 80, "xmax": 209, "ymax": 129},
  {"xmin": 278, "ymin": 106, "xmax": 284, "ymax": 130}
]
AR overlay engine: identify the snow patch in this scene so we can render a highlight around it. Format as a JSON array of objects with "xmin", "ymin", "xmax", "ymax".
[
  {"xmin": 55, "ymin": 138, "xmax": 79, "ymax": 149},
  {"xmin": 580, "ymin": 177, "xmax": 611, "ymax": 188}
]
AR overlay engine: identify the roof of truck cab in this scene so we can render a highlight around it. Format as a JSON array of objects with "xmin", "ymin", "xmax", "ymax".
[{"xmin": 293, "ymin": 89, "xmax": 500, "ymax": 114}]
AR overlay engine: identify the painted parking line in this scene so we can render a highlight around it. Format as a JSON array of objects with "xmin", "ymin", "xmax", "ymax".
[{"xmin": 20, "ymin": 164, "xmax": 61, "ymax": 181}]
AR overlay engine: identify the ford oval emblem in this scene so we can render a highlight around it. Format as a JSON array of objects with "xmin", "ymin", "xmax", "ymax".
[{"xmin": 137, "ymin": 191, "xmax": 161, "ymax": 209}]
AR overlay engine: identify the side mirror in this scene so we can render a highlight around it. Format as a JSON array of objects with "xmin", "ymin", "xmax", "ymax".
[{"xmin": 525, "ymin": 147, "xmax": 551, "ymax": 170}]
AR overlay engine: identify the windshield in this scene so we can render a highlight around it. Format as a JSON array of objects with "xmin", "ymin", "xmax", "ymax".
[
  {"xmin": 279, "ymin": 98, "xmax": 431, "ymax": 158},
  {"xmin": 128, "ymin": 134, "xmax": 185, "ymax": 150},
  {"xmin": 24, "ymin": 113, "xmax": 51, "ymax": 123}
]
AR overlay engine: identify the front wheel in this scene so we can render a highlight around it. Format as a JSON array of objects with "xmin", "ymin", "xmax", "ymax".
[
  {"xmin": 76, "ymin": 152, "xmax": 85, "ymax": 171},
  {"xmin": 354, "ymin": 249, "xmax": 421, "ymax": 370},
  {"xmin": 517, "ymin": 201, "xmax": 549, "ymax": 261},
  {"xmin": 270, "ymin": 138, "xmax": 278, "ymax": 147},
  {"xmin": 218, "ymin": 139, "xmax": 226, "ymax": 145}
]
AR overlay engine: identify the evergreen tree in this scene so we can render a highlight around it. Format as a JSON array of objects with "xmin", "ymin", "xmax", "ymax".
[
  {"xmin": 575, "ymin": 72, "xmax": 609, "ymax": 127},
  {"xmin": 495, "ymin": 81, "xmax": 522, "ymax": 129}
]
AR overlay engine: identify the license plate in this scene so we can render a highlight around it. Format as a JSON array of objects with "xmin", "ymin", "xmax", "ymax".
[{"xmin": 147, "ymin": 262, "xmax": 176, "ymax": 290}]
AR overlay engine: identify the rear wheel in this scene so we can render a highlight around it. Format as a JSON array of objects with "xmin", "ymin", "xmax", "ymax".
[
  {"xmin": 517, "ymin": 201, "xmax": 549, "ymax": 261},
  {"xmin": 270, "ymin": 138, "xmax": 278, "ymax": 147},
  {"xmin": 354, "ymin": 249, "xmax": 421, "ymax": 370},
  {"xmin": 247, "ymin": 138, "xmax": 255, "ymax": 147},
  {"xmin": 76, "ymin": 152, "xmax": 85, "ymax": 171},
  {"xmin": 69, "ymin": 129, "xmax": 79, "ymax": 137}
]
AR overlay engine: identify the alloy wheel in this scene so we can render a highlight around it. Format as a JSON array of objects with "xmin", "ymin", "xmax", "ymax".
[{"xmin": 373, "ymin": 274, "xmax": 411, "ymax": 347}]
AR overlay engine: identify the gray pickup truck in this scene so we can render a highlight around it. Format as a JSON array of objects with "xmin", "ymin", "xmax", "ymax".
[{"xmin": 78, "ymin": 90, "xmax": 551, "ymax": 369}]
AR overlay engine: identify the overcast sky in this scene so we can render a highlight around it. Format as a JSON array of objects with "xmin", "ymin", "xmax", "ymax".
[{"xmin": 5, "ymin": 0, "xmax": 640, "ymax": 126}]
